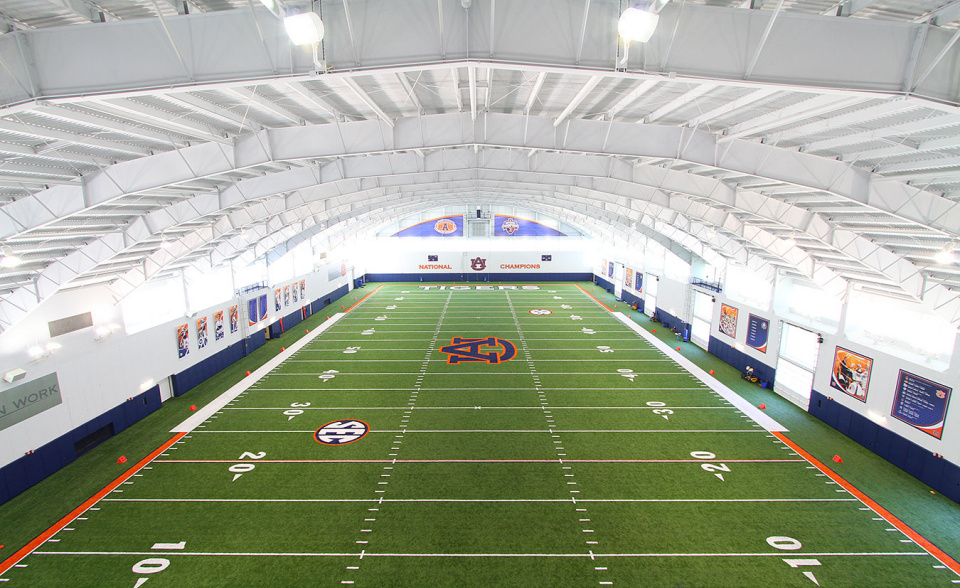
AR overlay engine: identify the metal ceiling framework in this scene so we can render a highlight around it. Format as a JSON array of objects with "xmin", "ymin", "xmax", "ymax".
[{"xmin": 0, "ymin": 0, "xmax": 959, "ymax": 334}]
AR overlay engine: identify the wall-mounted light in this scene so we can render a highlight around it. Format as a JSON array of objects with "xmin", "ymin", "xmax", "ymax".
[
  {"xmin": 3, "ymin": 368, "xmax": 26, "ymax": 383},
  {"xmin": 140, "ymin": 378, "xmax": 156, "ymax": 391},
  {"xmin": 27, "ymin": 341, "xmax": 61, "ymax": 361},
  {"xmin": 94, "ymin": 323, "xmax": 121, "ymax": 341}
]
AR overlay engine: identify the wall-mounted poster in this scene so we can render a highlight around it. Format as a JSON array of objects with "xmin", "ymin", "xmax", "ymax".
[
  {"xmin": 284, "ymin": 286, "xmax": 290, "ymax": 307},
  {"xmin": 718, "ymin": 304, "xmax": 738, "ymax": 338},
  {"xmin": 197, "ymin": 317, "xmax": 208, "ymax": 349},
  {"xmin": 891, "ymin": 371, "xmax": 951, "ymax": 439},
  {"xmin": 607, "ymin": 262, "xmax": 614, "ymax": 277},
  {"xmin": 391, "ymin": 215, "xmax": 464, "ymax": 238},
  {"xmin": 258, "ymin": 294, "xmax": 268, "ymax": 322},
  {"xmin": 635, "ymin": 271, "xmax": 643, "ymax": 292},
  {"xmin": 177, "ymin": 324, "xmax": 189, "ymax": 358},
  {"xmin": 292, "ymin": 283, "xmax": 298, "ymax": 303},
  {"xmin": 625, "ymin": 268, "xmax": 634, "ymax": 290},
  {"xmin": 274, "ymin": 288, "xmax": 281, "ymax": 311},
  {"xmin": 745, "ymin": 314, "xmax": 769, "ymax": 353},
  {"xmin": 829, "ymin": 346, "xmax": 873, "ymax": 402},
  {"xmin": 214, "ymin": 311, "xmax": 224, "ymax": 341},
  {"xmin": 229, "ymin": 305, "xmax": 239, "ymax": 333},
  {"xmin": 601, "ymin": 259, "xmax": 607, "ymax": 274},
  {"xmin": 300, "ymin": 280, "xmax": 305, "ymax": 300},
  {"xmin": 248, "ymin": 298, "xmax": 259, "ymax": 326}
]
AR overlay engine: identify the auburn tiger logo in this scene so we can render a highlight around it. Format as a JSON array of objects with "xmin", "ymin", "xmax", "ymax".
[
  {"xmin": 470, "ymin": 257, "xmax": 487, "ymax": 271},
  {"xmin": 501, "ymin": 217, "xmax": 520, "ymax": 234},
  {"xmin": 434, "ymin": 219, "xmax": 458, "ymax": 234},
  {"xmin": 439, "ymin": 337, "xmax": 517, "ymax": 364}
]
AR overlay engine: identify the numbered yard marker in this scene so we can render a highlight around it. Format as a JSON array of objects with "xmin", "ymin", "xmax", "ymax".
[
  {"xmin": 229, "ymin": 451, "xmax": 265, "ymax": 481},
  {"xmin": 374, "ymin": 315, "xmax": 388, "ymax": 321},
  {"xmin": 597, "ymin": 346, "xmax": 614, "ymax": 353},
  {"xmin": 570, "ymin": 314, "xmax": 583, "ymax": 321},
  {"xmin": 553, "ymin": 296, "xmax": 563, "ymax": 299},
  {"xmin": 690, "ymin": 451, "xmax": 729, "ymax": 481},
  {"xmin": 561, "ymin": 304, "xmax": 573, "ymax": 309},
  {"xmin": 646, "ymin": 400, "xmax": 673, "ymax": 420},
  {"xmin": 318, "ymin": 369, "xmax": 339, "ymax": 382},
  {"xmin": 386, "ymin": 305, "xmax": 398, "ymax": 310},
  {"xmin": 361, "ymin": 329, "xmax": 376, "ymax": 335},
  {"xmin": 617, "ymin": 368, "xmax": 637, "ymax": 381},
  {"xmin": 314, "ymin": 419, "xmax": 370, "ymax": 445},
  {"xmin": 581, "ymin": 328, "xmax": 596, "ymax": 335},
  {"xmin": 529, "ymin": 309, "xmax": 553, "ymax": 315},
  {"xmin": 284, "ymin": 403, "xmax": 310, "ymax": 421},
  {"xmin": 395, "ymin": 297, "xmax": 405, "ymax": 300},
  {"xmin": 343, "ymin": 346, "xmax": 361, "ymax": 354}
]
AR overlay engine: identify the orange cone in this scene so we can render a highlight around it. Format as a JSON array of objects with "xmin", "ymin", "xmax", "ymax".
[
  {"xmin": 676, "ymin": 346, "xmax": 681, "ymax": 351},
  {"xmin": 341, "ymin": 306, "xmax": 345, "ymax": 309},
  {"xmin": 117, "ymin": 456, "xmax": 127, "ymax": 464},
  {"xmin": 305, "ymin": 329, "xmax": 309, "ymax": 333},
  {"xmin": 652, "ymin": 329, "xmax": 656, "ymax": 333},
  {"xmin": 280, "ymin": 347, "xmax": 285, "ymax": 352},
  {"xmin": 245, "ymin": 371, "xmax": 251, "ymax": 376},
  {"xmin": 189, "ymin": 405, "xmax": 197, "ymax": 411},
  {"xmin": 759, "ymin": 403, "xmax": 767, "ymax": 409},
  {"xmin": 832, "ymin": 455, "xmax": 843, "ymax": 463},
  {"xmin": 709, "ymin": 370, "xmax": 715, "ymax": 375}
]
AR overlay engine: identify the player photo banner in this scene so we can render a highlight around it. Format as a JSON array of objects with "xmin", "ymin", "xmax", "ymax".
[
  {"xmin": 196, "ymin": 317, "xmax": 208, "ymax": 349},
  {"xmin": 607, "ymin": 262, "xmax": 614, "ymax": 277},
  {"xmin": 745, "ymin": 314, "xmax": 769, "ymax": 354},
  {"xmin": 274, "ymin": 288, "xmax": 281, "ymax": 311},
  {"xmin": 284, "ymin": 285, "xmax": 290, "ymax": 307},
  {"xmin": 829, "ymin": 346, "xmax": 873, "ymax": 402},
  {"xmin": 258, "ymin": 294, "xmax": 268, "ymax": 321},
  {"xmin": 177, "ymin": 324, "xmax": 189, "ymax": 358},
  {"xmin": 718, "ymin": 304, "xmax": 738, "ymax": 338},
  {"xmin": 229, "ymin": 305, "xmax": 239, "ymax": 333},
  {"xmin": 214, "ymin": 311, "xmax": 224, "ymax": 341},
  {"xmin": 625, "ymin": 268, "xmax": 634, "ymax": 290},
  {"xmin": 248, "ymin": 298, "xmax": 259, "ymax": 326},
  {"xmin": 635, "ymin": 271, "xmax": 643, "ymax": 292},
  {"xmin": 891, "ymin": 371, "xmax": 951, "ymax": 439},
  {"xmin": 300, "ymin": 280, "xmax": 305, "ymax": 300},
  {"xmin": 292, "ymin": 282, "xmax": 298, "ymax": 303},
  {"xmin": 601, "ymin": 259, "xmax": 607, "ymax": 274}
]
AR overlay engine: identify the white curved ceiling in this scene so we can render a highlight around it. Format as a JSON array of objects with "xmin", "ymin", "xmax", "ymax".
[{"xmin": 0, "ymin": 0, "xmax": 959, "ymax": 333}]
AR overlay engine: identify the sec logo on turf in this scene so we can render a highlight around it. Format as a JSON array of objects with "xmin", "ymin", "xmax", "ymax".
[{"xmin": 314, "ymin": 419, "xmax": 370, "ymax": 445}]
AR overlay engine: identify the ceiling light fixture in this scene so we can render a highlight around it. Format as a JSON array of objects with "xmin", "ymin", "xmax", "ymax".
[
  {"xmin": 618, "ymin": 1, "xmax": 669, "ymax": 65},
  {"xmin": 283, "ymin": 12, "xmax": 326, "ymax": 72},
  {"xmin": 933, "ymin": 244, "xmax": 956, "ymax": 265},
  {"xmin": 0, "ymin": 252, "xmax": 21, "ymax": 268}
]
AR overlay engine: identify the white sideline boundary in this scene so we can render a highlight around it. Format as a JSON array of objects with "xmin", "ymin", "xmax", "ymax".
[
  {"xmin": 613, "ymin": 313, "xmax": 788, "ymax": 433},
  {"xmin": 171, "ymin": 313, "xmax": 346, "ymax": 433}
]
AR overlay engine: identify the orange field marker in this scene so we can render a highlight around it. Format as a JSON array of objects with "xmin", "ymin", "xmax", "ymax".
[
  {"xmin": 774, "ymin": 431, "xmax": 960, "ymax": 576},
  {"xmin": 345, "ymin": 285, "xmax": 383, "ymax": 312},
  {"xmin": 575, "ymin": 285, "xmax": 612, "ymax": 311},
  {"xmin": 0, "ymin": 432, "xmax": 187, "ymax": 576}
]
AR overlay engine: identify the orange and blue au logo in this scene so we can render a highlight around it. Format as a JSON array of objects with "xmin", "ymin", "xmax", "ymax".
[
  {"xmin": 434, "ymin": 219, "xmax": 458, "ymax": 234},
  {"xmin": 470, "ymin": 257, "xmax": 487, "ymax": 271},
  {"xmin": 440, "ymin": 337, "xmax": 517, "ymax": 364}
]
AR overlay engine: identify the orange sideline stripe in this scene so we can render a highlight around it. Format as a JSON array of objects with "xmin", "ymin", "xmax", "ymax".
[
  {"xmin": 0, "ymin": 431, "xmax": 187, "ymax": 577},
  {"xmin": 345, "ymin": 284, "xmax": 383, "ymax": 312},
  {"xmin": 575, "ymin": 284, "xmax": 612, "ymax": 311},
  {"xmin": 773, "ymin": 431, "xmax": 960, "ymax": 576}
]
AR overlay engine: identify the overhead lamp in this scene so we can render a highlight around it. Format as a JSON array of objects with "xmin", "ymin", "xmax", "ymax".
[
  {"xmin": 0, "ymin": 253, "xmax": 21, "ymax": 268},
  {"xmin": 27, "ymin": 342, "xmax": 60, "ymax": 361},
  {"xmin": 783, "ymin": 234, "xmax": 796, "ymax": 247},
  {"xmin": 934, "ymin": 244, "xmax": 956, "ymax": 265},
  {"xmin": 283, "ymin": 12, "xmax": 326, "ymax": 72},
  {"xmin": 618, "ymin": 5, "xmax": 661, "ymax": 44},
  {"xmin": 94, "ymin": 323, "xmax": 121, "ymax": 341}
]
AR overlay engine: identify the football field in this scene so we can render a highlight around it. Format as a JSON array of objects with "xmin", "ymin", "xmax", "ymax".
[{"xmin": 1, "ymin": 283, "xmax": 958, "ymax": 587}]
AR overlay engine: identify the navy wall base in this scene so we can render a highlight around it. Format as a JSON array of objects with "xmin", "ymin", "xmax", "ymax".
[
  {"xmin": 0, "ymin": 386, "xmax": 162, "ymax": 505},
  {"xmin": 654, "ymin": 308, "xmax": 690, "ymax": 340},
  {"xmin": 707, "ymin": 336, "xmax": 776, "ymax": 384},
  {"xmin": 365, "ymin": 272, "xmax": 592, "ymax": 283},
  {"xmin": 809, "ymin": 390, "xmax": 960, "ymax": 503},
  {"xmin": 618, "ymin": 290, "xmax": 644, "ymax": 313}
]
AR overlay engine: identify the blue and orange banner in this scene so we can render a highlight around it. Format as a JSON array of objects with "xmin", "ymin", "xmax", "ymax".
[
  {"xmin": 392, "ymin": 215, "xmax": 464, "ymax": 238},
  {"xmin": 745, "ymin": 314, "xmax": 769, "ymax": 353},
  {"xmin": 493, "ymin": 215, "xmax": 566, "ymax": 237},
  {"xmin": 891, "ymin": 371, "xmax": 951, "ymax": 439}
]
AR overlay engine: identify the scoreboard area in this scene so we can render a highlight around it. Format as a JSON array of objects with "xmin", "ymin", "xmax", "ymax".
[{"xmin": 1, "ymin": 283, "xmax": 958, "ymax": 587}]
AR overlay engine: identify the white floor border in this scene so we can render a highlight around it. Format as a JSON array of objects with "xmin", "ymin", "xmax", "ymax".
[
  {"xmin": 613, "ymin": 313, "xmax": 788, "ymax": 433},
  {"xmin": 171, "ymin": 313, "xmax": 346, "ymax": 433}
]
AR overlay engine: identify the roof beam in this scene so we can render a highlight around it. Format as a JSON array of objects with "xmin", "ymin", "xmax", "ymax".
[
  {"xmin": 685, "ymin": 87, "xmax": 776, "ymax": 127},
  {"xmin": 646, "ymin": 84, "xmax": 716, "ymax": 123},
  {"xmin": 524, "ymin": 72, "xmax": 547, "ymax": 115},
  {"xmin": 341, "ymin": 77, "xmax": 395, "ymax": 128},
  {"xmin": 721, "ymin": 95, "xmax": 867, "ymax": 142},
  {"xmin": 223, "ymin": 87, "xmax": 303, "ymax": 125},
  {"xmin": 0, "ymin": 119, "xmax": 151, "ymax": 157},
  {"xmin": 87, "ymin": 98, "xmax": 231, "ymax": 144},
  {"xmin": 35, "ymin": 103, "xmax": 190, "ymax": 145},
  {"xmin": 396, "ymin": 72, "xmax": 424, "ymax": 114},
  {"xmin": 272, "ymin": 81, "xmax": 341, "ymax": 122},
  {"xmin": 805, "ymin": 113, "xmax": 960, "ymax": 152},
  {"xmin": 913, "ymin": 0, "xmax": 960, "ymax": 25},
  {"xmin": 607, "ymin": 79, "xmax": 659, "ymax": 120},
  {"xmin": 554, "ymin": 75, "xmax": 603, "ymax": 127},
  {"xmin": 160, "ymin": 93, "xmax": 258, "ymax": 133}
]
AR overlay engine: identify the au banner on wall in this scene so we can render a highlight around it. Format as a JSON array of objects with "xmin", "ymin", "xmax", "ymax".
[
  {"xmin": 891, "ymin": 371, "xmax": 951, "ymax": 439},
  {"xmin": 392, "ymin": 215, "xmax": 464, "ymax": 238},
  {"xmin": 249, "ymin": 298, "xmax": 259, "ymax": 326},
  {"xmin": 829, "ymin": 346, "xmax": 873, "ymax": 402},
  {"xmin": 719, "ymin": 304, "xmax": 738, "ymax": 338},
  {"xmin": 607, "ymin": 262, "xmax": 614, "ymax": 277},
  {"xmin": 258, "ymin": 294, "xmax": 268, "ymax": 321},
  {"xmin": 635, "ymin": 271, "xmax": 642, "ymax": 292},
  {"xmin": 177, "ymin": 324, "xmax": 189, "ymax": 358},
  {"xmin": 745, "ymin": 314, "xmax": 769, "ymax": 353}
]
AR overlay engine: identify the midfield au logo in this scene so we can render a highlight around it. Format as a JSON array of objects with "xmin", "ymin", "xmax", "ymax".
[{"xmin": 439, "ymin": 337, "xmax": 517, "ymax": 364}]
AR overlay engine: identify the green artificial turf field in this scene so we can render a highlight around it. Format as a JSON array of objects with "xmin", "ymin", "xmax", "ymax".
[{"xmin": 1, "ymin": 283, "xmax": 958, "ymax": 587}]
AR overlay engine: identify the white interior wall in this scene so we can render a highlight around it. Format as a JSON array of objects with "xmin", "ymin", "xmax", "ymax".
[
  {"xmin": 363, "ymin": 237, "xmax": 590, "ymax": 274},
  {"xmin": 0, "ymin": 262, "xmax": 353, "ymax": 469}
]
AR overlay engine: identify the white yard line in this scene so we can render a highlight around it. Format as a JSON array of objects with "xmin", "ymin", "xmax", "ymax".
[
  {"xmin": 170, "ymin": 314, "xmax": 346, "ymax": 433},
  {"xmin": 613, "ymin": 313, "xmax": 788, "ymax": 433},
  {"xmin": 103, "ymin": 497, "xmax": 856, "ymax": 503},
  {"xmin": 34, "ymin": 550, "xmax": 927, "ymax": 558}
]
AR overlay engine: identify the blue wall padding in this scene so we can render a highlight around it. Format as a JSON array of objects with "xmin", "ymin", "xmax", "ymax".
[
  {"xmin": 282, "ymin": 309, "xmax": 303, "ymax": 330},
  {"xmin": 655, "ymin": 308, "xmax": 690, "ymax": 337},
  {"xmin": 595, "ymin": 275, "xmax": 614, "ymax": 293},
  {"xmin": 619, "ymin": 290, "xmax": 644, "ymax": 312},
  {"xmin": 707, "ymin": 336, "xmax": 776, "ymax": 383},
  {"xmin": 170, "ymin": 342, "xmax": 244, "ymax": 396},
  {"xmin": 310, "ymin": 298, "xmax": 325, "ymax": 314},
  {"xmin": 808, "ymin": 390, "xmax": 959, "ymax": 503},
  {"xmin": 0, "ymin": 386, "xmax": 162, "ymax": 505},
  {"xmin": 364, "ymin": 272, "xmax": 593, "ymax": 283},
  {"xmin": 268, "ymin": 320, "xmax": 283, "ymax": 339},
  {"xmin": 243, "ymin": 330, "xmax": 266, "ymax": 355}
]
